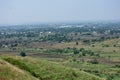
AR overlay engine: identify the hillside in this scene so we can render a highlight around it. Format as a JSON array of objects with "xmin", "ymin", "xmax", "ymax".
[
  {"xmin": 0, "ymin": 59, "xmax": 38, "ymax": 80},
  {"xmin": 0, "ymin": 55, "xmax": 104, "ymax": 80}
]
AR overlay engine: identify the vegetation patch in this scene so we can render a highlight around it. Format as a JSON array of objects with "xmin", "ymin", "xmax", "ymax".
[{"xmin": 1, "ymin": 55, "xmax": 103, "ymax": 80}]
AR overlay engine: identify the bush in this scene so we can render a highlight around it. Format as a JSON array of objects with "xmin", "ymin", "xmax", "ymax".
[
  {"xmin": 95, "ymin": 54, "xmax": 100, "ymax": 57},
  {"xmin": 20, "ymin": 51, "xmax": 26, "ymax": 57},
  {"xmin": 80, "ymin": 48, "xmax": 85, "ymax": 51},
  {"xmin": 82, "ymin": 52, "xmax": 86, "ymax": 56},
  {"xmin": 115, "ymin": 65, "xmax": 120, "ymax": 68},
  {"xmin": 73, "ymin": 49, "xmax": 79, "ymax": 54},
  {"xmin": 90, "ymin": 59, "xmax": 99, "ymax": 64}
]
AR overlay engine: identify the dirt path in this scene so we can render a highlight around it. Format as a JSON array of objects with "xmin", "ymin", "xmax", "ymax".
[{"xmin": 0, "ymin": 51, "xmax": 67, "ymax": 59}]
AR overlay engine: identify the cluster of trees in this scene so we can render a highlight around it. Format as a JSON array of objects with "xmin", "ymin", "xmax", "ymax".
[
  {"xmin": 45, "ymin": 47, "xmax": 99, "ymax": 57},
  {"xmin": 74, "ymin": 48, "xmax": 92, "ymax": 55},
  {"xmin": 73, "ymin": 48, "xmax": 100, "ymax": 57}
]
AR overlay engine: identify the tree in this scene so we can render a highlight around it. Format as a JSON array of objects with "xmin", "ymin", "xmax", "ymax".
[
  {"xmin": 20, "ymin": 51, "xmax": 26, "ymax": 57},
  {"xmin": 76, "ymin": 41, "xmax": 78, "ymax": 45}
]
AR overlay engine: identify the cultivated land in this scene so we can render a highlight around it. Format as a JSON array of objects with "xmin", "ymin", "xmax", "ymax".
[{"xmin": 0, "ymin": 22, "xmax": 120, "ymax": 80}]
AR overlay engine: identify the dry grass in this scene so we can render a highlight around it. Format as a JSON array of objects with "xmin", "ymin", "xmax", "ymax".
[{"xmin": 0, "ymin": 59, "xmax": 38, "ymax": 80}]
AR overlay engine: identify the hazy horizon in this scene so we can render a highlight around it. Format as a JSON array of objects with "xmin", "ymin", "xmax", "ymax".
[{"xmin": 0, "ymin": 0, "xmax": 120, "ymax": 25}]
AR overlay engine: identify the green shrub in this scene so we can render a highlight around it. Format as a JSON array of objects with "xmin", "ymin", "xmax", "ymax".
[
  {"xmin": 90, "ymin": 59, "xmax": 99, "ymax": 64},
  {"xmin": 20, "ymin": 51, "xmax": 26, "ymax": 57},
  {"xmin": 73, "ymin": 50, "xmax": 79, "ymax": 54}
]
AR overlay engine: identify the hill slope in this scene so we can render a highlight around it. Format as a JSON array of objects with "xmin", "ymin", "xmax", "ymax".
[
  {"xmin": 0, "ymin": 59, "xmax": 38, "ymax": 80},
  {"xmin": 0, "ymin": 55, "xmax": 104, "ymax": 80}
]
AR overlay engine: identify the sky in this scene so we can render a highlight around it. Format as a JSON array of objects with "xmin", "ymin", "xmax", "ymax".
[{"xmin": 0, "ymin": 0, "xmax": 120, "ymax": 24}]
